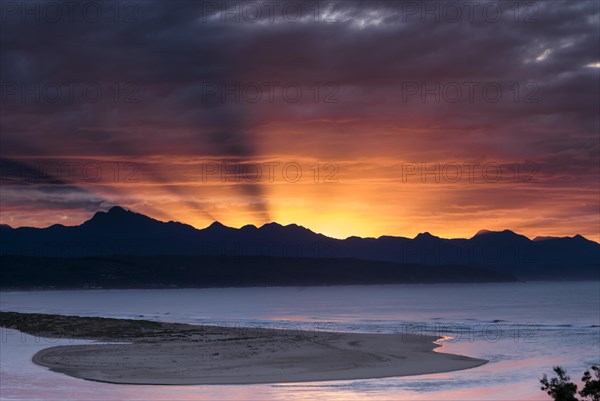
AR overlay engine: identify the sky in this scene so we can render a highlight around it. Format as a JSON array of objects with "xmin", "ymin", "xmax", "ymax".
[{"xmin": 0, "ymin": 0, "xmax": 599, "ymax": 241}]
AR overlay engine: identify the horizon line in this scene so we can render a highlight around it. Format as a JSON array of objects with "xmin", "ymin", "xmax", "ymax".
[{"xmin": 2, "ymin": 205, "xmax": 596, "ymax": 244}]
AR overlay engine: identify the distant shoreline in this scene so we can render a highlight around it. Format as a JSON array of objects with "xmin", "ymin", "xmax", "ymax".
[
  {"xmin": 2, "ymin": 311, "xmax": 487, "ymax": 385},
  {"xmin": 10, "ymin": 279, "xmax": 600, "ymax": 293},
  {"xmin": 0, "ymin": 254, "xmax": 519, "ymax": 290}
]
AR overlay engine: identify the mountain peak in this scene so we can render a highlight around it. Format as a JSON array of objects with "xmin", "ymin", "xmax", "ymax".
[
  {"xmin": 534, "ymin": 234, "xmax": 590, "ymax": 243},
  {"xmin": 206, "ymin": 221, "xmax": 228, "ymax": 230},
  {"xmin": 572, "ymin": 234, "xmax": 591, "ymax": 242},
  {"xmin": 84, "ymin": 206, "xmax": 154, "ymax": 229},
  {"xmin": 533, "ymin": 236, "xmax": 562, "ymax": 242},
  {"xmin": 473, "ymin": 229, "xmax": 518, "ymax": 237},
  {"xmin": 414, "ymin": 232, "xmax": 438, "ymax": 240},
  {"xmin": 260, "ymin": 222, "xmax": 284, "ymax": 229},
  {"xmin": 91, "ymin": 206, "xmax": 134, "ymax": 219},
  {"xmin": 471, "ymin": 229, "xmax": 531, "ymax": 243},
  {"xmin": 107, "ymin": 206, "xmax": 128, "ymax": 214}
]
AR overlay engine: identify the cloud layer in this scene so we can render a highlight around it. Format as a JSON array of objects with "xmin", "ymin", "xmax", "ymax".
[{"xmin": 1, "ymin": 0, "xmax": 598, "ymax": 240}]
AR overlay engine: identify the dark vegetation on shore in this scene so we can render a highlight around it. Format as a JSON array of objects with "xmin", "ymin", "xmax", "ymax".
[
  {"xmin": 540, "ymin": 366, "xmax": 600, "ymax": 401},
  {"xmin": 0, "ymin": 311, "xmax": 269, "ymax": 342},
  {"xmin": 0, "ymin": 254, "xmax": 518, "ymax": 290}
]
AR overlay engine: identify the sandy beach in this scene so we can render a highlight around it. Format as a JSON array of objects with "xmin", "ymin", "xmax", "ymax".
[{"xmin": 1, "ymin": 311, "xmax": 486, "ymax": 385}]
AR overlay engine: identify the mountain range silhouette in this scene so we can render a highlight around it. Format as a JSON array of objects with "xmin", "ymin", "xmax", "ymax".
[{"xmin": 1, "ymin": 206, "xmax": 598, "ymax": 283}]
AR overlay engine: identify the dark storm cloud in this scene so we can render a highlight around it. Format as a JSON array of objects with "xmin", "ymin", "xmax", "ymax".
[
  {"xmin": 0, "ymin": 158, "xmax": 110, "ymax": 217},
  {"xmin": 2, "ymin": 1, "xmax": 598, "ymax": 145},
  {"xmin": 0, "ymin": 0, "xmax": 275, "ymax": 219}
]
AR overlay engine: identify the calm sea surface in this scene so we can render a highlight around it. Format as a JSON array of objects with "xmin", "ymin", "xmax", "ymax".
[{"xmin": 1, "ymin": 281, "xmax": 599, "ymax": 400}]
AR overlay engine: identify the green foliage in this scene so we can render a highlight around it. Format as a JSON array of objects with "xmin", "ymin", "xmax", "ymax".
[{"xmin": 540, "ymin": 366, "xmax": 600, "ymax": 401}]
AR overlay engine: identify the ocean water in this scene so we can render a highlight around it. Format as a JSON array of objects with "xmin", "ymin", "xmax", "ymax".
[{"xmin": 1, "ymin": 281, "xmax": 599, "ymax": 400}]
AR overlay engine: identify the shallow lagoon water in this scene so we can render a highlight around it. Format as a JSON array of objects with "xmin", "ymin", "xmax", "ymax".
[{"xmin": 1, "ymin": 281, "xmax": 599, "ymax": 400}]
